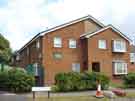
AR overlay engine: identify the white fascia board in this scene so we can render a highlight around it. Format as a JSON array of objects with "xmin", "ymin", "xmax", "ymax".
[
  {"xmin": 18, "ymin": 15, "xmax": 105, "ymax": 52},
  {"xmin": 40, "ymin": 15, "xmax": 104, "ymax": 36},
  {"xmin": 85, "ymin": 25, "xmax": 131, "ymax": 42}
]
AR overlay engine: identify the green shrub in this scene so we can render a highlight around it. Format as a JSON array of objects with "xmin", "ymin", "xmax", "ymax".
[
  {"xmin": 123, "ymin": 73, "xmax": 135, "ymax": 88},
  {"xmin": 54, "ymin": 72, "xmax": 110, "ymax": 92},
  {"xmin": 0, "ymin": 71, "xmax": 9, "ymax": 91},
  {"xmin": 0, "ymin": 68, "xmax": 35, "ymax": 93}
]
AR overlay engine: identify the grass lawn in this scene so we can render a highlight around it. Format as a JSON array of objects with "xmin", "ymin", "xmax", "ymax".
[
  {"xmin": 110, "ymin": 82, "xmax": 124, "ymax": 88},
  {"xmin": 29, "ymin": 96, "xmax": 109, "ymax": 101},
  {"xmin": 125, "ymin": 92, "xmax": 135, "ymax": 98}
]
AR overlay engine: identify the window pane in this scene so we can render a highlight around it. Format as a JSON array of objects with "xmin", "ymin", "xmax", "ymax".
[
  {"xmin": 36, "ymin": 40, "xmax": 40, "ymax": 49},
  {"xmin": 113, "ymin": 40, "xmax": 126, "ymax": 52},
  {"xmin": 130, "ymin": 53, "xmax": 135, "ymax": 62},
  {"xmin": 114, "ymin": 61, "xmax": 127, "ymax": 74},
  {"xmin": 54, "ymin": 37, "xmax": 62, "ymax": 47},
  {"xmin": 69, "ymin": 39, "xmax": 76, "ymax": 48},
  {"xmin": 117, "ymin": 63, "xmax": 123, "ymax": 73},
  {"xmin": 72, "ymin": 63, "xmax": 80, "ymax": 72},
  {"xmin": 98, "ymin": 40, "xmax": 106, "ymax": 49},
  {"xmin": 53, "ymin": 52, "xmax": 62, "ymax": 59}
]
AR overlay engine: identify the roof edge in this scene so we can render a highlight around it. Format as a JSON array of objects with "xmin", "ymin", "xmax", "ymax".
[
  {"xmin": 17, "ymin": 15, "xmax": 105, "ymax": 52},
  {"xmin": 84, "ymin": 24, "xmax": 131, "ymax": 42}
]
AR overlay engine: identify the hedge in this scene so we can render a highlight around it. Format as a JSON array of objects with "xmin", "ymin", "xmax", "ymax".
[
  {"xmin": 123, "ymin": 73, "xmax": 135, "ymax": 88},
  {"xmin": 53, "ymin": 72, "xmax": 110, "ymax": 92},
  {"xmin": 0, "ymin": 68, "xmax": 35, "ymax": 93}
]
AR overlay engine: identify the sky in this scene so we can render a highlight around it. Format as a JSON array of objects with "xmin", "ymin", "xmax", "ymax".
[{"xmin": 0, "ymin": 0, "xmax": 135, "ymax": 51}]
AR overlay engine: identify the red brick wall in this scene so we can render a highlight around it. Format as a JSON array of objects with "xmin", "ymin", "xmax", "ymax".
[
  {"xmin": 87, "ymin": 28, "xmax": 130, "ymax": 81},
  {"xmin": 15, "ymin": 37, "xmax": 43, "ymax": 68},
  {"xmin": 42, "ymin": 20, "xmax": 101, "ymax": 85}
]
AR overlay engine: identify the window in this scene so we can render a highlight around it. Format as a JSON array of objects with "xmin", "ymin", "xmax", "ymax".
[
  {"xmin": 54, "ymin": 37, "xmax": 62, "ymax": 48},
  {"xmin": 53, "ymin": 52, "xmax": 63, "ymax": 60},
  {"xmin": 16, "ymin": 53, "xmax": 20, "ymax": 61},
  {"xmin": 113, "ymin": 61, "xmax": 127, "ymax": 75},
  {"xmin": 33, "ymin": 63, "xmax": 38, "ymax": 76},
  {"xmin": 36, "ymin": 40, "xmax": 40, "ymax": 49},
  {"xmin": 72, "ymin": 63, "xmax": 80, "ymax": 72},
  {"xmin": 130, "ymin": 53, "xmax": 135, "ymax": 63},
  {"xmin": 113, "ymin": 40, "xmax": 126, "ymax": 52},
  {"xmin": 27, "ymin": 48, "xmax": 29, "ymax": 55},
  {"xmin": 69, "ymin": 39, "xmax": 76, "ymax": 48},
  {"xmin": 98, "ymin": 40, "xmax": 106, "ymax": 49}
]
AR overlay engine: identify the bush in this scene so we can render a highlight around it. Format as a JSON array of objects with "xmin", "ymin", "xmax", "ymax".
[
  {"xmin": 54, "ymin": 72, "xmax": 110, "ymax": 92},
  {"xmin": 123, "ymin": 73, "xmax": 135, "ymax": 88},
  {"xmin": 0, "ymin": 71, "xmax": 9, "ymax": 91},
  {"xmin": 0, "ymin": 68, "xmax": 35, "ymax": 93}
]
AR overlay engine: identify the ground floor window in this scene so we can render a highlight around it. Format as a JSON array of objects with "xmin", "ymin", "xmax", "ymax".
[
  {"xmin": 92, "ymin": 62, "xmax": 100, "ymax": 72},
  {"xmin": 130, "ymin": 53, "xmax": 135, "ymax": 64},
  {"xmin": 72, "ymin": 63, "xmax": 80, "ymax": 72},
  {"xmin": 113, "ymin": 60, "xmax": 127, "ymax": 75}
]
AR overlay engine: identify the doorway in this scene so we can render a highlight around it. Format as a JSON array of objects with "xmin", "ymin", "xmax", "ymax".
[{"xmin": 92, "ymin": 62, "xmax": 100, "ymax": 72}]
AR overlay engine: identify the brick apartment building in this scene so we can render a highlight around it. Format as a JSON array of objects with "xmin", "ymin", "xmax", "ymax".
[{"xmin": 13, "ymin": 15, "xmax": 135, "ymax": 85}]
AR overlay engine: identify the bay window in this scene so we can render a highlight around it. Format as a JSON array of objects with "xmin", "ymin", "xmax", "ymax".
[
  {"xmin": 113, "ymin": 40, "xmax": 126, "ymax": 52},
  {"xmin": 113, "ymin": 60, "xmax": 127, "ymax": 75}
]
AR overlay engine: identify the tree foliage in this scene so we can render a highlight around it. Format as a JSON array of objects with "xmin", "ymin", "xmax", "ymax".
[{"xmin": 0, "ymin": 34, "xmax": 12, "ymax": 64}]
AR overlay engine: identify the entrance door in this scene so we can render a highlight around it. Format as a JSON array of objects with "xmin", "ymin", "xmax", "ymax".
[{"xmin": 92, "ymin": 62, "xmax": 100, "ymax": 72}]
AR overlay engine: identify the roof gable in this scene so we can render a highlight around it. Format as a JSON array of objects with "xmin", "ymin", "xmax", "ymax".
[
  {"xmin": 83, "ymin": 25, "xmax": 131, "ymax": 42},
  {"xmin": 18, "ymin": 15, "xmax": 104, "ymax": 52},
  {"xmin": 40, "ymin": 15, "xmax": 104, "ymax": 36}
]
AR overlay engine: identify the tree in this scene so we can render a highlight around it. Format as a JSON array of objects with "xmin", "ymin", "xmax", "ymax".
[{"xmin": 0, "ymin": 34, "xmax": 12, "ymax": 64}]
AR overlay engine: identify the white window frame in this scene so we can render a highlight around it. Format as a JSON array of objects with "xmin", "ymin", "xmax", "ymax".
[
  {"xmin": 16, "ymin": 53, "xmax": 20, "ymax": 61},
  {"xmin": 130, "ymin": 53, "xmax": 135, "ymax": 63},
  {"xmin": 54, "ymin": 37, "xmax": 62, "ymax": 48},
  {"xmin": 33, "ymin": 63, "xmax": 38, "ymax": 76},
  {"xmin": 98, "ymin": 40, "xmax": 106, "ymax": 49},
  {"xmin": 69, "ymin": 39, "xmax": 76, "ymax": 48},
  {"xmin": 113, "ymin": 60, "xmax": 127, "ymax": 75},
  {"xmin": 27, "ymin": 48, "xmax": 29, "ymax": 55},
  {"xmin": 53, "ymin": 52, "xmax": 63, "ymax": 60},
  {"xmin": 72, "ymin": 63, "xmax": 80, "ymax": 72},
  {"xmin": 36, "ymin": 40, "xmax": 40, "ymax": 49},
  {"xmin": 113, "ymin": 40, "xmax": 126, "ymax": 52}
]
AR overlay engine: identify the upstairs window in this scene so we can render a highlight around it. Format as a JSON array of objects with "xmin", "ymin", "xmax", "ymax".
[
  {"xmin": 98, "ymin": 40, "xmax": 106, "ymax": 49},
  {"xmin": 130, "ymin": 53, "xmax": 135, "ymax": 63},
  {"xmin": 113, "ymin": 40, "xmax": 126, "ymax": 52},
  {"xmin": 27, "ymin": 48, "xmax": 29, "ymax": 56},
  {"xmin": 69, "ymin": 39, "xmax": 76, "ymax": 48},
  {"xmin": 113, "ymin": 60, "xmax": 127, "ymax": 75},
  {"xmin": 16, "ymin": 53, "xmax": 20, "ymax": 61},
  {"xmin": 36, "ymin": 40, "xmax": 40, "ymax": 49},
  {"xmin": 54, "ymin": 37, "xmax": 62, "ymax": 48}
]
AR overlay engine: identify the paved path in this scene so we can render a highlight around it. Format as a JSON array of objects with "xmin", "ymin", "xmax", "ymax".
[
  {"xmin": 0, "ymin": 91, "xmax": 27, "ymax": 101},
  {"xmin": 0, "ymin": 89, "xmax": 135, "ymax": 101}
]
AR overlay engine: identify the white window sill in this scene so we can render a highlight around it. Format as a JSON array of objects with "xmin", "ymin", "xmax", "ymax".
[
  {"xmin": 54, "ymin": 46, "xmax": 62, "ymax": 48},
  {"xmin": 114, "ymin": 73, "xmax": 127, "ymax": 75},
  {"xmin": 113, "ymin": 50, "xmax": 126, "ymax": 53},
  {"xmin": 69, "ymin": 47, "xmax": 76, "ymax": 48}
]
